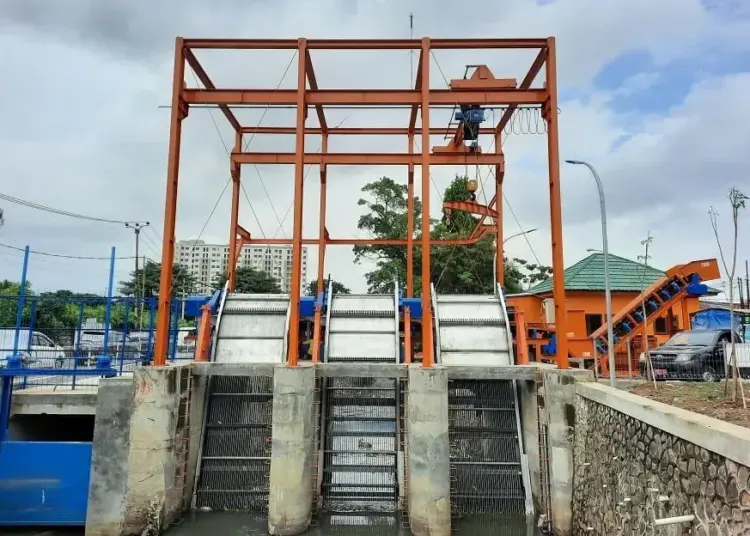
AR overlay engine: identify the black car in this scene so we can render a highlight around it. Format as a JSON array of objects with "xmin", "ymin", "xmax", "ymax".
[{"xmin": 639, "ymin": 329, "xmax": 743, "ymax": 382}]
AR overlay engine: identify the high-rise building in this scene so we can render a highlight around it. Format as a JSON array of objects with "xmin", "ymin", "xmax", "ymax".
[{"xmin": 174, "ymin": 240, "xmax": 307, "ymax": 294}]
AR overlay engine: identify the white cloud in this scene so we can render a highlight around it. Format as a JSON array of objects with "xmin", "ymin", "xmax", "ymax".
[{"xmin": 0, "ymin": 0, "xmax": 748, "ymax": 294}]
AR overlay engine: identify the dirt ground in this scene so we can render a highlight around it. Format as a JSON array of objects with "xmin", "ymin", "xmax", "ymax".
[{"xmin": 629, "ymin": 381, "xmax": 750, "ymax": 428}]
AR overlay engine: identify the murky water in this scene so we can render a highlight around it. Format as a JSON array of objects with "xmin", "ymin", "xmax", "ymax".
[{"xmin": 163, "ymin": 512, "xmax": 538, "ymax": 535}]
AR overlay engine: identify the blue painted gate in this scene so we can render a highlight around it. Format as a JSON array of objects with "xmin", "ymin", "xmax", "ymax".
[{"xmin": 0, "ymin": 441, "xmax": 92, "ymax": 525}]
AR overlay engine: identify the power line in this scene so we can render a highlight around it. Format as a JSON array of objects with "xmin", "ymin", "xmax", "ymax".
[
  {"xmin": 0, "ymin": 191, "xmax": 148, "ymax": 226},
  {"xmin": 0, "ymin": 241, "xmax": 136, "ymax": 260}
]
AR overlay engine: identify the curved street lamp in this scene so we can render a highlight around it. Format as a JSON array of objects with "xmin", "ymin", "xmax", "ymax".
[{"xmin": 565, "ymin": 159, "xmax": 616, "ymax": 388}]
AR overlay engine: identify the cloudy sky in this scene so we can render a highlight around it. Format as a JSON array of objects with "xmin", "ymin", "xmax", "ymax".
[{"xmin": 0, "ymin": 0, "xmax": 749, "ymax": 296}]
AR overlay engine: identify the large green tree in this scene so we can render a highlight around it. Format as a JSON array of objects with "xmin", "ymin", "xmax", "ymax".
[
  {"xmin": 305, "ymin": 278, "xmax": 351, "ymax": 296},
  {"xmin": 118, "ymin": 260, "xmax": 196, "ymax": 297},
  {"xmin": 353, "ymin": 175, "xmax": 526, "ymax": 294},
  {"xmin": 212, "ymin": 266, "xmax": 282, "ymax": 294}
]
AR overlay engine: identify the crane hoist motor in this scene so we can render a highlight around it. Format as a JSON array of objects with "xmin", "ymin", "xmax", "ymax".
[{"xmin": 454, "ymin": 104, "xmax": 486, "ymax": 151}]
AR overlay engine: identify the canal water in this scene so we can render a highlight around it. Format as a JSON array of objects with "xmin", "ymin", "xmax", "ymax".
[
  {"xmin": 3, "ymin": 513, "xmax": 537, "ymax": 535},
  {"xmin": 162, "ymin": 512, "xmax": 538, "ymax": 535}
]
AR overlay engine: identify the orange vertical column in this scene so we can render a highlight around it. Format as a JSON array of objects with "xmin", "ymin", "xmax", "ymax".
[
  {"xmin": 154, "ymin": 37, "xmax": 186, "ymax": 366},
  {"xmin": 287, "ymin": 38, "xmax": 308, "ymax": 367},
  {"xmin": 495, "ymin": 133, "xmax": 504, "ymax": 287},
  {"xmin": 227, "ymin": 132, "xmax": 242, "ymax": 292},
  {"xmin": 681, "ymin": 299, "xmax": 690, "ymax": 330},
  {"xmin": 311, "ymin": 134, "xmax": 328, "ymax": 363},
  {"xmin": 407, "ymin": 133, "xmax": 415, "ymax": 297},
  {"xmin": 544, "ymin": 37, "xmax": 569, "ymax": 369},
  {"xmin": 420, "ymin": 37, "xmax": 435, "ymax": 368},
  {"xmin": 516, "ymin": 310, "xmax": 529, "ymax": 364}
]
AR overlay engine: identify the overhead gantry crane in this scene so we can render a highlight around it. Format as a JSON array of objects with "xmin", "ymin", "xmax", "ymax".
[{"xmin": 153, "ymin": 37, "xmax": 569, "ymax": 371}]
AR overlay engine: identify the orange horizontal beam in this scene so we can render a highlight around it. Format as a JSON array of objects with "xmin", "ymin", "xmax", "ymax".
[
  {"xmin": 182, "ymin": 89, "xmax": 547, "ymax": 106},
  {"xmin": 183, "ymin": 38, "xmax": 548, "ymax": 50},
  {"xmin": 242, "ymin": 231, "xmax": 493, "ymax": 247},
  {"xmin": 231, "ymin": 152, "xmax": 504, "ymax": 166},
  {"xmin": 238, "ymin": 126, "xmax": 500, "ymax": 135},
  {"xmin": 443, "ymin": 201, "xmax": 498, "ymax": 219}
]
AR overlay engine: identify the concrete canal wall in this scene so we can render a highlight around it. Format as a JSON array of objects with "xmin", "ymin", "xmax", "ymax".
[{"xmin": 573, "ymin": 383, "xmax": 750, "ymax": 535}]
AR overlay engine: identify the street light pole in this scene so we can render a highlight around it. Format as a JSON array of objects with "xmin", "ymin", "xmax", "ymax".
[
  {"xmin": 565, "ymin": 159, "xmax": 616, "ymax": 387},
  {"xmin": 493, "ymin": 228, "xmax": 538, "ymax": 288}
]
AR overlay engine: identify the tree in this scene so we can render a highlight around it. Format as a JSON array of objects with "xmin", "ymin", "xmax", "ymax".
[
  {"xmin": 353, "ymin": 175, "xmax": 525, "ymax": 294},
  {"xmin": 305, "ymin": 279, "xmax": 351, "ymax": 296},
  {"xmin": 353, "ymin": 177, "xmax": 422, "ymax": 294},
  {"xmin": 118, "ymin": 260, "xmax": 196, "ymax": 298},
  {"xmin": 709, "ymin": 188, "xmax": 748, "ymax": 407},
  {"xmin": 513, "ymin": 258, "xmax": 553, "ymax": 290},
  {"xmin": 212, "ymin": 266, "xmax": 282, "ymax": 294}
]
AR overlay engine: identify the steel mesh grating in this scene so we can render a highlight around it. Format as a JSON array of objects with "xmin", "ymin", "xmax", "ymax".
[
  {"xmin": 448, "ymin": 379, "xmax": 526, "ymax": 517},
  {"xmin": 195, "ymin": 376, "xmax": 273, "ymax": 512},
  {"xmin": 322, "ymin": 376, "xmax": 400, "ymax": 520}
]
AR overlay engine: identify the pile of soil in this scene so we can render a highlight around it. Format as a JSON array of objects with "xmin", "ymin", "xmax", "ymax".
[{"xmin": 629, "ymin": 382, "xmax": 750, "ymax": 428}]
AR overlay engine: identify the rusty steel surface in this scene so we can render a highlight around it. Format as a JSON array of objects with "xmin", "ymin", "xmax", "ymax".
[
  {"xmin": 182, "ymin": 88, "xmax": 547, "ymax": 106},
  {"xmin": 153, "ymin": 35, "xmax": 568, "ymax": 370}
]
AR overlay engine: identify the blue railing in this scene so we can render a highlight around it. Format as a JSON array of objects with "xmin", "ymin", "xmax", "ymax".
[{"xmin": 0, "ymin": 294, "xmax": 199, "ymax": 390}]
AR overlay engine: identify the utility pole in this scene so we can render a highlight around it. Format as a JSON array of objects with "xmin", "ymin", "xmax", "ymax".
[
  {"xmin": 125, "ymin": 222, "xmax": 150, "ymax": 284},
  {"xmin": 125, "ymin": 221, "xmax": 150, "ymax": 327},
  {"xmin": 638, "ymin": 231, "xmax": 655, "ymax": 387}
]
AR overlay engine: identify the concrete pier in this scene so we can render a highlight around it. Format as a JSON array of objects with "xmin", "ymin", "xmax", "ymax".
[
  {"xmin": 406, "ymin": 365, "xmax": 451, "ymax": 536},
  {"xmin": 85, "ymin": 379, "xmax": 134, "ymax": 536},
  {"xmin": 267, "ymin": 363, "xmax": 317, "ymax": 536},
  {"xmin": 543, "ymin": 368, "xmax": 593, "ymax": 536},
  {"xmin": 120, "ymin": 365, "xmax": 196, "ymax": 535}
]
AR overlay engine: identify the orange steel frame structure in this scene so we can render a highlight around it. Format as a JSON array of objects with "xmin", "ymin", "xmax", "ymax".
[{"xmin": 154, "ymin": 37, "xmax": 569, "ymax": 370}]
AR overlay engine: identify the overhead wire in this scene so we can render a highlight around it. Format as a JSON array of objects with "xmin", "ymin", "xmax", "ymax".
[
  {"xmin": 430, "ymin": 51, "xmax": 544, "ymax": 272},
  {"xmin": 169, "ymin": 52, "xmax": 299, "ymax": 296},
  {"xmin": 0, "ymin": 191, "xmax": 148, "ymax": 225},
  {"xmin": 0, "ymin": 241, "xmax": 135, "ymax": 260},
  {"xmin": 428, "ymin": 52, "xmax": 496, "ymax": 291}
]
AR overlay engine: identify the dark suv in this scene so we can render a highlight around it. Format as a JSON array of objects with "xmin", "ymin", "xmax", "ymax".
[{"xmin": 639, "ymin": 329, "xmax": 743, "ymax": 382}]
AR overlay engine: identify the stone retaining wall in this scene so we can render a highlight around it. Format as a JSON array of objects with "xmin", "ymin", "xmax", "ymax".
[{"xmin": 573, "ymin": 383, "xmax": 750, "ymax": 535}]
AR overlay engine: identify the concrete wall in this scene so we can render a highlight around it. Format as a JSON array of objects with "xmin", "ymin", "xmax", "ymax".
[
  {"xmin": 542, "ymin": 368, "xmax": 594, "ymax": 535},
  {"xmin": 267, "ymin": 364, "xmax": 317, "ymax": 536},
  {"xmin": 573, "ymin": 383, "xmax": 750, "ymax": 535},
  {"xmin": 407, "ymin": 365, "xmax": 451, "ymax": 536},
  {"xmin": 86, "ymin": 378, "xmax": 134, "ymax": 536},
  {"xmin": 118, "ymin": 365, "xmax": 198, "ymax": 535}
]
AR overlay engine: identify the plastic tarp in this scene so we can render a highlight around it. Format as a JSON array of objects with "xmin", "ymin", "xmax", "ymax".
[{"xmin": 692, "ymin": 308, "xmax": 741, "ymax": 331}]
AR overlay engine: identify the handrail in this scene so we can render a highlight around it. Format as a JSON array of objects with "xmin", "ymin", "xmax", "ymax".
[
  {"xmin": 282, "ymin": 293, "xmax": 292, "ymax": 364},
  {"xmin": 393, "ymin": 279, "xmax": 400, "ymax": 363},
  {"xmin": 496, "ymin": 282, "xmax": 516, "ymax": 365},
  {"xmin": 322, "ymin": 278, "xmax": 334, "ymax": 363},
  {"xmin": 208, "ymin": 281, "xmax": 229, "ymax": 363},
  {"xmin": 430, "ymin": 282, "xmax": 441, "ymax": 365}
]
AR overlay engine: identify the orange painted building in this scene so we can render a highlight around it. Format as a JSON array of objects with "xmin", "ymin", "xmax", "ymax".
[{"xmin": 507, "ymin": 253, "xmax": 720, "ymax": 368}]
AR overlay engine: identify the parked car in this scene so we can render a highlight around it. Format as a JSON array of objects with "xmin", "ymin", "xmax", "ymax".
[
  {"xmin": 0, "ymin": 328, "xmax": 67, "ymax": 368},
  {"xmin": 72, "ymin": 329, "xmax": 145, "ymax": 367},
  {"xmin": 639, "ymin": 329, "xmax": 744, "ymax": 382}
]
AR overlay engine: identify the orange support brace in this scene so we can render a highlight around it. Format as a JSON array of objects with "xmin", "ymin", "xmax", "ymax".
[
  {"xmin": 516, "ymin": 310, "xmax": 529, "ymax": 365},
  {"xmin": 194, "ymin": 305, "xmax": 213, "ymax": 362}
]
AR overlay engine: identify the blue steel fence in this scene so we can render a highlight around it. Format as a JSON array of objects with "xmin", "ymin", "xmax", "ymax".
[{"xmin": 0, "ymin": 295, "xmax": 198, "ymax": 390}]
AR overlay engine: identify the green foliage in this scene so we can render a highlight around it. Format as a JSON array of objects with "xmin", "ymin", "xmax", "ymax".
[
  {"xmin": 513, "ymin": 258, "xmax": 553, "ymax": 290},
  {"xmin": 305, "ymin": 278, "xmax": 351, "ymax": 296},
  {"xmin": 119, "ymin": 260, "xmax": 196, "ymax": 297},
  {"xmin": 353, "ymin": 175, "xmax": 527, "ymax": 294},
  {"xmin": 212, "ymin": 266, "xmax": 282, "ymax": 294}
]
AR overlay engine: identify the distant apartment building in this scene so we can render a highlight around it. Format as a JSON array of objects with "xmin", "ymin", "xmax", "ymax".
[{"xmin": 174, "ymin": 240, "xmax": 307, "ymax": 294}]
